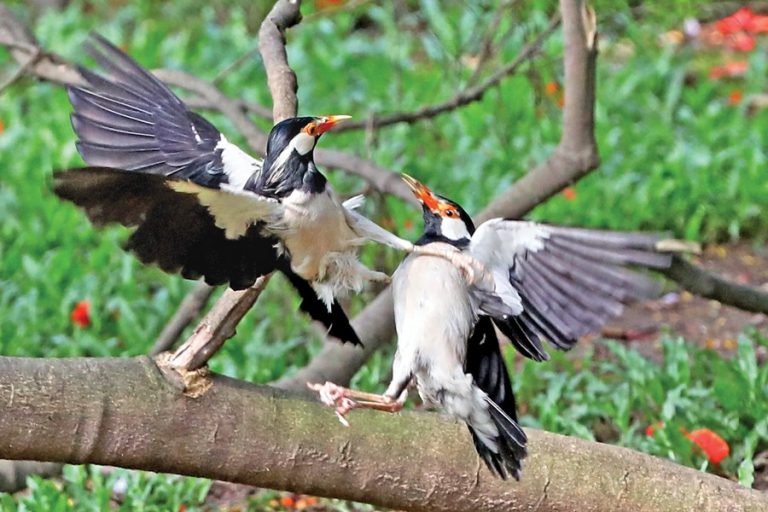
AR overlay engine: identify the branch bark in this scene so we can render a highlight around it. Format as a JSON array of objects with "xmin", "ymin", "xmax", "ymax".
[
  {"xmin": 1, "ymin": 356, "xmax": 765, "ymax": 512},
  {"xmin": 150, "ymin": 283, "xmax": 215, "ymax": 355},
  {"xmin": 661, "ymin": 255, "xmax": 768, "ymax": 314}
]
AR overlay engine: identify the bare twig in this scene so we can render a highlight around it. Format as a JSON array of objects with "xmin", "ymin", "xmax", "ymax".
[
  {"xmin": 0, "ymin": 47, "xmax": 39, "ymax": 93},
  {"xmin": 333, "ymin": 14, "xmax": 561, "ymax": 133},
  {"xmin": 150, "ymin": 283, "xmax": 215, "ymax": 356},
  {"xmin": 259, "ymin": 0, "xmax": 302, "ymax": 123},
  {"xmin": 170, "ymin": 276, "xmax": 272, "ymax": 370},
  {"xmin": 466, "ymin": 0, "xmax": 521, "ymax": 85},
  {"xmin": 212, "ymin": 45, "xmax": 261, "ymax": 85}
]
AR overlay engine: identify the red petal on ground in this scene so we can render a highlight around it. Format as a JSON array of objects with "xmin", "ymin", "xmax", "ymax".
[
  {"xmin": 726, "ymin": 32, "xmax": 756, "ymax": 52},
  {"xmin": 645, "ymin": 421, "xmax": 664, "ymax": 437},
  {"xmin": 715, "ymin": 8, "xmax": 755, "ymax": 35},
  {"xmin": 687, "ymin": 428, "xmax": 730, "ymax": 464},
  {"xmin": 709, "ymin": 60, "xmax": 749, "ymax": 80},
  {"xmin": 71, "ymin": 300, "xmax": 91, "ymax": 328}
]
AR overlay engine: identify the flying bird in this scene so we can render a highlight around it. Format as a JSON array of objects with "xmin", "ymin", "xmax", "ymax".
[
  {"xmin": 54, "ymin": 35, "xmax": 474, "ymax": 346},
  {"xmin": 312, "ymin": 174, "xmax": 673, "ymax": 479}
]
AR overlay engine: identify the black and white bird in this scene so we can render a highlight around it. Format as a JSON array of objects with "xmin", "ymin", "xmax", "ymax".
[
  {"xmin": 312, "ymin": 174, "xmax": 673, "ymax": 480},
  {"xmin": 54, "ymin": 35, "xmax": 467, "ymax": 346}
]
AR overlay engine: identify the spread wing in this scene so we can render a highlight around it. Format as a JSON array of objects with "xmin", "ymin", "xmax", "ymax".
[
  {"xmin": 68, "ymin": 34, "xmax": 260, "ymax": 189},
  {"xmin": 53, "ymin": 167, "xmax": 282, "ymax": 289},
  {"xmin": 53, "ymin": 167, "xmax": 361, "ymax": 345},
  {"xmin": 469, "ymin": 219, "xmax": 672, "ymax": 361}
]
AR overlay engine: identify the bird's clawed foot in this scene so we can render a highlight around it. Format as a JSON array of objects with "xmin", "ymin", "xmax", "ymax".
[
  {"xmin": 412, "ymin": 246, "xmax": 489, "ymax": 285},
  {"xmin": 307, "ymin": 381, "xmax": 402, "ymax": 427}
]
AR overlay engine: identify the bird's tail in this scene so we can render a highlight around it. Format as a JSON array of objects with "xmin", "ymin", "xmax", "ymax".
[
  {"xmin": 463, "ymin": 316, "xmax": 527, "ymax": 479},
  {"xmin": 466, "ymin": 391, "xmax": 527, "ymax": 481}
]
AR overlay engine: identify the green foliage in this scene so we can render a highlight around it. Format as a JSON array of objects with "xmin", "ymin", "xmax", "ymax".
[
  {"xmin": 514, "ymin": 332, "xmax": 768, "ymax": 484},
  {"xmin": 1, "ymin": 465, "xmax": 211, "ymax": 511},
  {"xmin": 1, "ymin": 0, "xmax": 767, "ymax": 508}
]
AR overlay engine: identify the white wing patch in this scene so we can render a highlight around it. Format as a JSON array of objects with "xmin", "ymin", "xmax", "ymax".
[
  {"xmin": 469, "ymin": 219, "xmax": 552, "ymax": 315},
  {"xmin": 215, "ymin": 135, "xmax": 262, "ymax": 190},
  {"xmin": 168, "ymin": 181, "xmax": 281, "ymax": 239}
]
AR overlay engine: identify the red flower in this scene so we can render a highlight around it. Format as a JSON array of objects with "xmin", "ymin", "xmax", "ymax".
[
  {"xmin": 561, "ymin": 187, "xmax": 576, "ymax": 201},
  {"xmin": 715, "ymin": 8, "xmax": 768, "ymax": 35},
  {"xmin": 0, "ymin": 118, "xmax": 4, "ymax": 135},
  {"xmin": 728, "ymin": 90, "xmax": 743, "ymax": 105},
  {"xmin": 71, "ymin": 300, "xmax": 91, "ymax": 328},
  {"xmin": 686, "ymin": 428, "xmax": 730, "ymax": 464}
]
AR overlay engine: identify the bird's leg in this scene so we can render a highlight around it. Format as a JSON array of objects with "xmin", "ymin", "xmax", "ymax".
[
  {"xmin": 308, "ymin": 381, "xmax": 404, "ymax": 426},
  {"xmin": 411, "ymin": 245, "xmax": 489, "ymax": 285}
]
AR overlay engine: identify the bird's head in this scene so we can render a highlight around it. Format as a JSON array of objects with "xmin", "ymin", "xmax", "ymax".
[
  {"xmin": 257, "ymin": 115, "xmax": 351, "ymax": 196},
  {"xmin": 266, "ymin": 115, "xmax": 350, "ymax": 161},
  {"xmin": 402, "ymin": 173, "xmax": 474, "ymax": 244}
]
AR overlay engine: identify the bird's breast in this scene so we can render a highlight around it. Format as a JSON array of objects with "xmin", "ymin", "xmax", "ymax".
[
  {"xmin": 393, "ymin": 247, "xmax": 476, "ymax": 370},
  {"xmin": 280, "ymin": 189, "xmax": 358, "ymax": 280}
]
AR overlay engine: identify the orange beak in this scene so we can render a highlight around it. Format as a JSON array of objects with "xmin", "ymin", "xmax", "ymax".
[
  {"xmin": 314, "ymin": 115, "xmax": 352, "ymax": 135},
  {"xmin": 401, "ymin": 173, "xmax": 440, "ymax": 211}
]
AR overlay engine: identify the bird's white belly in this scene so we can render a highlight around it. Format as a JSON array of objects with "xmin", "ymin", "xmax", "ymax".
[
  {"xmin": 393, "ymin": 249, "xmax": 476, "ymax": 398},
  {"xmin": 280, "ymin": 189, "xmax": 359, "ymax": 281}
]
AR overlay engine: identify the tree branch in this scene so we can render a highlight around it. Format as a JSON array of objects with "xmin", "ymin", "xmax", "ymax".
[
  {"xmin": 1, "ymin": 356, "xmax": 766, "ymax": 512},
  {"xmin": 661, "ymin": 255, "xmax": 768, "ymax": 314},
  {"xmin": 334, "ymin": 14, "xmax": 562, "ymax": 133},
  {"xmin": 150, "ymin": 283, "xmax": 215, "ymax": 356}
]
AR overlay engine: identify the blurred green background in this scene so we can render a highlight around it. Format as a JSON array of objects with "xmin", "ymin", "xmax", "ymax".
[{"xmin": 1, "ymin": 0, "xmax": 767, "ymax": 509}]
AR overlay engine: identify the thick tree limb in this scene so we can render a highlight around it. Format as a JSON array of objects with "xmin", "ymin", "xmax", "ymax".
[
  {"xmin": 1, "ymin": 356, "xmax": 765, "ymax": 511},
  {"xmin": 334, "ymin": 15, "xmax": 562, "ymax": 133},
  {"xmin": 661, "ymin": 255, "xmax": 768, "ymax": 314}
]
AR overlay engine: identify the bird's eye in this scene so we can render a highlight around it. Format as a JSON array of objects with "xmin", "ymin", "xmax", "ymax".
[{"xmin": 446, "ymin": 210, "xmax": 455, "ymax": 217}]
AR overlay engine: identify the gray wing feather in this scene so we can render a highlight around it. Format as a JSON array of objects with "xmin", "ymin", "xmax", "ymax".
[
  {"xmin": 470, "ymin": 221, "xmax": 672, "ymax": 358},
  {"xmin": 68, "ymin": 34, "xmax": 259, "ymax": 187}
]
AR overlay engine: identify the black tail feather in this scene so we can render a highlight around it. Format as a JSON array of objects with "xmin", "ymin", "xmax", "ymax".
[{"xmin": 465, "ymin": 317, "xmax": 527, "ymax": 479}]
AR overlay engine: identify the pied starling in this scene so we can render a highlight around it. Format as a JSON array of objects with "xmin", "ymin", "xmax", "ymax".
[
  {"xmin": 54, "ymin": 35, "xmax": 469, "ymax": 346},
  {"xmin": 312, "ymin": 174, "xmax": 672, "ymax": 480}
]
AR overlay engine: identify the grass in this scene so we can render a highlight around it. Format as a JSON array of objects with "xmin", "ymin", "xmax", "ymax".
[{"xmin": 1, "ymin": 0, "xmax": 767, "ymax": 509}]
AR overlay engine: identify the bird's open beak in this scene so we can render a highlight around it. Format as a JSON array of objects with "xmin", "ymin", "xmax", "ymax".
[
  {"xmin": 401, "ymin": 173, "xmax": 439, "ymax": 211},
  {"xmin": 315, "ymin": 115, "xmax": 352, "ymax": 134}
]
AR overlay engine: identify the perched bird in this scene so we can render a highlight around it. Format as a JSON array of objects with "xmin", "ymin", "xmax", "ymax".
[
  {"xmin": 54, "ymin": 35, "xmax": 474, "ymax": 346},
  {"xmin": 312, "ymin": 174, "xmax": 673, "ymax": 480}
]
